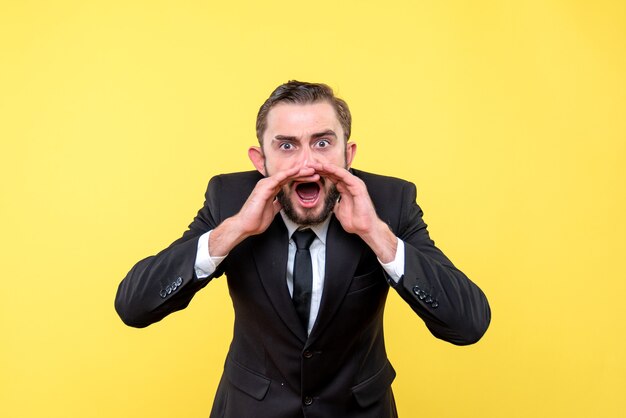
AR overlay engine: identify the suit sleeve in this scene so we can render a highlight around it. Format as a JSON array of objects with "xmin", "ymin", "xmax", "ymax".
[
  {"xmin": 114, "ymin": 176, "xmax": 227, "ymax": 328},
  {"xmin": 391, "ymin": 182, "xmax": 491, "ymax": 345}
]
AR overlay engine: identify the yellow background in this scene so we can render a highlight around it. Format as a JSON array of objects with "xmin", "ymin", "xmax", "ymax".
[{"xmin": 1, "ymin": 1, "xmax": 625, "ymax": 417}]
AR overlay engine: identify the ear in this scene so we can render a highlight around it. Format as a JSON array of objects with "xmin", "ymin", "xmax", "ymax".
[
  {"xmin": 248, "ymin": 146, "xmax": 267, "ymax": 176},
  {"xmin": 345, "ymin": 141, "xmax": 357, "ymax": 169}
]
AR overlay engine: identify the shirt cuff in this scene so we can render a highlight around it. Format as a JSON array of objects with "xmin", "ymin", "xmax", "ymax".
[
  {"xmin": 379, "ymin": 238, "xmax": 405, "ymax": 284},
  {"xmin": 195, "ymin": 230, "xmax": 226, "ymax": 279}
]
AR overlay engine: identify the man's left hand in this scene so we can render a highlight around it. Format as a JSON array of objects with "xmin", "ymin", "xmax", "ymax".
[{"xmin": 312, "ymin": 163, "xmax": 398, "ymax": 263}]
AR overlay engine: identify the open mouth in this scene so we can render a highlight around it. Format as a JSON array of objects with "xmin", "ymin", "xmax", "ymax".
[{"xmin": 295, "ymin": 182, "xmax": 321, "ymax": 206}]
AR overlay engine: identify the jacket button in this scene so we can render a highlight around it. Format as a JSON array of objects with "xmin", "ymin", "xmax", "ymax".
[
  {"xmin": 412, "ymin": 285, "xmax": 420, "ymax": 295},
  {"xmin": 303, "ymin": 351, "xmax": 313, "ymax": 359},
  {"xmin": 175, "ymin": 276, "xmax": 183, "ymax": 286},
  {"xmin": 303, "ymin": 396, "xmax": 313, "ymax": 406},
  {"xmin": 431, "ymin": 300, "xmax": 439, "ymax": 308},
  {"xmin": 159, "ymin": 289, "xmax": 167, "ymax": 298}
]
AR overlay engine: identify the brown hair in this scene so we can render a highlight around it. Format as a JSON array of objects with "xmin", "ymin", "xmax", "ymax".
[{"xmin": 256, "ymin": 80, "xmax": 352, "ymax": 144}]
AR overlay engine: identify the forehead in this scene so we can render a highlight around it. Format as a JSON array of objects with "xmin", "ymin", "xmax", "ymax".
[{"xmin": 264, "ymin": 102, "xmax": 343, "ymax": 138}]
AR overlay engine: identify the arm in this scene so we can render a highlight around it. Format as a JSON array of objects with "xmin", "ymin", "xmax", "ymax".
[
  {"xmin": 393, "ymin": 181, "xmax": 491, "ymax": 345},
  {"xmin": 114, "ymin": 175, "xmax": 225, "ymax": 328},
  {"xmin": 314, "ymin": 163, "xmax": 490, "ymax": 345},
  {"xmin": 114, "ymin": 166, "xmax": 320, "ymax": 328}
]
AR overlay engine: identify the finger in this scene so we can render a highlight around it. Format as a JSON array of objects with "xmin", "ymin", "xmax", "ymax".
[
  {"xmin": 332, "ymin": 199, "xmax": 340, "ymax": 214},
  {"xmin": 314, "ymin": 163, "xmax": 364, "ymax": 193},
  {"xmin": 317, "ymin": 172, "xmax": 341, "ymax": 185},
  {"xmin": 332, "ymin": 195, "xmax": 352, "ymax": 218},
  {"xmin": 267, "ymin": 166, "xmax": 304, "ymax": 184},
  {"xmin": 256, "ymin": 167, "xmax": 303, "ymax": 197},
  {"xmin": 290, "ymin": 171, "xmax": 320, "ymax": 184},
  {"xmin": 311, "ymin": 163, "xmax": 351, "ymax": 182},
  {"xmin": 272, "ymin": 198, "xmax": 282, "ymax": 215},
  {"xmin": 254, "ymin": 167, "xmax": 320, "ymax": 205},
  {"xmin": 268, "ymin": 166, "xmax": 317, "ymax": 188},
  {"xmin": 334, "ymin": 180, "xmax": 350, "ymax": 195}
]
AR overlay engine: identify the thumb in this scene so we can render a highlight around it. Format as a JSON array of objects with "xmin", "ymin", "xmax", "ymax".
[
  {"xmin": 332, "ymin": 198, "xmax": 341, "ymax": 215},
  {"xmin": 272, "ymin": 198, "xmax": 282, "ymax": 215}
]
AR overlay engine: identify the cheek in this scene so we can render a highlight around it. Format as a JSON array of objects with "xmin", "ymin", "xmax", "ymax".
[
  {"xmin": 280, "ymin": 184, "xmax": 292, "ymax": 196},
  {"xmin": 263, "ymin": 160, "xmax": 282, "ymax": 176},
  {"xmin": 265, "ymin": 154, "xmax": 299, "ymax": 172},
  {"xmin": 318, "ymin": 150, "xmax": 347, "ymax": 166}
]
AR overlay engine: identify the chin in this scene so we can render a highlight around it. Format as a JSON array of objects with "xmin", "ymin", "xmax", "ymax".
[
  {"xmin": 294, "ymin": 207, "xmax": 326, "ymax": 225},
  {"xmin": 278, "ymin": 184, "xmax": 339, "ymax": 226},
  {"xmin": 283, "ymin": 202, "xmax": 327, "ymax": 226}
]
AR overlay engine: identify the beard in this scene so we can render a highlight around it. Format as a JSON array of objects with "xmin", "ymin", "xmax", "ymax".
[{"xmin": 277, "ymin": 178, "xmax": 340, "ymax": 226}]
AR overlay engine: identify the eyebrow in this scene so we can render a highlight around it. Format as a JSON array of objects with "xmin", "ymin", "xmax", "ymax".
[
  {"xmin": 273, "ymin": 130, "xmax": 337, "ymax": 141},
  {"xmin": 312, "ymin": 130, "xmax": 337, "ymax": 139}
]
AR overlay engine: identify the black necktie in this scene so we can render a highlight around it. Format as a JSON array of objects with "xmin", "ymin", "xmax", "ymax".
[{"xmin": 292, "ymin": 229, "xmax": 316, "ymax": 331}]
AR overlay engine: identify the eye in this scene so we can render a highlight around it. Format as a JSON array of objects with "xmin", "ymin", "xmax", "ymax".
[
  {"xmin": 279, "ymin": 142, "xmax": 294, "ymax": 150},
  {"xmin": 315, "ymin": 139, "xmax": 330, "ymax": 148}
]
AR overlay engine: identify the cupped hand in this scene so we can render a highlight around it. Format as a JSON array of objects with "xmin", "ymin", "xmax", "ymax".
[
  {"xmin": 310, "ymin": 163, "xmax": 398, "ymax": 262},
  {"xmin": 235, "ymin": 166, "xmax": 319, "ymax": 236},
  {"xmin": 310, "ymin": 163, "xmax": 378, "ymax": 235}
]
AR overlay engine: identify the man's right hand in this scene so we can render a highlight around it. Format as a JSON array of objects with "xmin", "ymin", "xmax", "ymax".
[{"xmin": 208, "ymin": 166, "xmax": 318, "ymax": 257}]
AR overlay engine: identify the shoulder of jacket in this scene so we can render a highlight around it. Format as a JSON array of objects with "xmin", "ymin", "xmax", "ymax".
[
  {"xmin": 351, "ymin": 168, "xmax": 413, "ymax": 191},
  {"xmin": 351, "ymin": 168, "xmax": 416, "ymax": 231},
  {"xmin": 210, "ymin": 170, "xmax": 263, "ymax": 186},
  {"xmin": 204, "ymin": 171, "xmax": 263, "ymax": 219}
]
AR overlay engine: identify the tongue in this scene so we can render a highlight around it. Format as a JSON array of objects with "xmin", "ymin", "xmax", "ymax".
[{"xmin": 296, "ymin": 183, "xmax": 320, "ymax": 200}]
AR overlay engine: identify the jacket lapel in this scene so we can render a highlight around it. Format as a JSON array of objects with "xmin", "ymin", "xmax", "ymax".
[
  {"xmin": 307, "ymin": 216, "xmax": 363, "ymax": 345},
  {"xmin": 252, "ymin": 216, "xmax": 308, "ymax": 343}
]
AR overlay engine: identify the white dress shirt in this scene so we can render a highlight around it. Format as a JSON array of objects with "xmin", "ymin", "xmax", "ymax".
[{"xmin": 194, "ymin": 212, "xmax": 405, "ymax": 335}]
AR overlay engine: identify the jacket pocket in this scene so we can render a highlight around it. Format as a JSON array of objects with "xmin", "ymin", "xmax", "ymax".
[
  {"xmin": 351, "ymin": 360, "xmax": 396, "ymax": 407},
  {"xmin": 225, "ymin": 357, "xmax": 271, "ymax": 401},
  {"xmin": 347, "ymin": 269, "xmax": 384, "ymax": 294}
]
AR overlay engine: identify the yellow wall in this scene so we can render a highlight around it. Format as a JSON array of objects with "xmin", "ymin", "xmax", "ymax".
[{"xmin": 1, "ymin": 1, "xmax": 624, "ymax": 417}]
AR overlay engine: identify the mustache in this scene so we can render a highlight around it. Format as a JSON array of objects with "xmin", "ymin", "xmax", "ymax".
[{"xmin": 288, "ymin": 176, "xmax": 327, "ymax": 188}]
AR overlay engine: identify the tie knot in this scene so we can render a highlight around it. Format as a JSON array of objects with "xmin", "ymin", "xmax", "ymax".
[{"xmin": 292, "ymin": 229, "xmax": 316, "ymax": 250}]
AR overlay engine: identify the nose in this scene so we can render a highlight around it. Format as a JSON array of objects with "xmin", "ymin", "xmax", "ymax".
[{"xmin": 296, "ymin": 146, "xmax": 319, "ymax": 169}]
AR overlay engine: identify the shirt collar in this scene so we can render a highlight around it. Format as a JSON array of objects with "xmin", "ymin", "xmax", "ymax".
[{"xmin": 280, "ymin": 211, "xmax": 331, "ymax": 245}]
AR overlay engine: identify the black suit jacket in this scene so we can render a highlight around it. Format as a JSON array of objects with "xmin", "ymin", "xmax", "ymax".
[{"xmin": 115, "ymin": 169, "xmax": 490, "ymax": 418}]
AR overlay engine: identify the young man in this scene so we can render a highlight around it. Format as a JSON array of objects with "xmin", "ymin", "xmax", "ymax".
[{"xmin": 115, "ymin": 80, "xmax": 491, "ymax": 418}]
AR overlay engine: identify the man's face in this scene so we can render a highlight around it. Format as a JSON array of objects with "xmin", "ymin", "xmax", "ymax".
[{"xmin": 249, "ymin": 101, "xmax": 356, "ymax": 226}]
